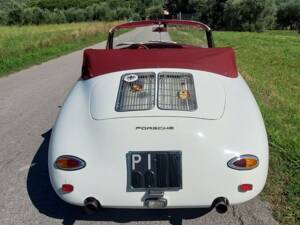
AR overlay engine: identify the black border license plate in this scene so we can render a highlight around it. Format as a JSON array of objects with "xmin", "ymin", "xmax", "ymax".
[{"xmin": 126, "ymin": 151, "xmax": 182, "ymax": 192}]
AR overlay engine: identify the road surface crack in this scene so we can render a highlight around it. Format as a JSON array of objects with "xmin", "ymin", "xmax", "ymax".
[{"xmin": 232, "ymin": 206, "xmax": 245, "ymax": 225}]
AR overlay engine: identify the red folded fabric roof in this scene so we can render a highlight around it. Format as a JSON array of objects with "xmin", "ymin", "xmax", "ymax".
[{"xmin": 81, "ymin": 48, "xmax": 238, "ymax": 80}]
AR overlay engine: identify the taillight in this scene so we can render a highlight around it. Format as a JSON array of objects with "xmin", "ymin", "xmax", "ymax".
[
  {"xmin": 55, "ymin": 155, "xmax": 86, "ymax": 171},
  {"xmin": 227, "ymin": 155, "xmax": 259, "ymax": 170}
]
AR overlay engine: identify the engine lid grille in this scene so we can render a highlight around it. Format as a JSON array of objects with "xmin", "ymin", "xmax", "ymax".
[
  {"xmin": 158, "ymin": 72, "xmax": 197, "ymax": 111},
  {"xmin": 115, "ymin": 72, "xmax": 156, "ymax": 112}
]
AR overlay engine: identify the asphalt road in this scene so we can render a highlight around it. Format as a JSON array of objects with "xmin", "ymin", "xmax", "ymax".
[{"xmin": 0, "ymin": 27, "xmax": 279, "ymax": 225}]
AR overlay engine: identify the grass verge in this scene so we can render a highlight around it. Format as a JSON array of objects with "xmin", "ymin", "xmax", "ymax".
[
  {"xmin": 170, "ymin": 29, "xmax": 300, "ymax": 225},
  {"xmin": 0, "ymin": 22, "xmax": 120, "ymax": 77}
]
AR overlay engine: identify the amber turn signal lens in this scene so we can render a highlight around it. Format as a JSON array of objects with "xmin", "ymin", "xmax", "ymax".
[
  {"xmin": 55, "ymin": 155, "xmax": 86, "ymax": 171},
  {"xmin": 227, "ymin": 155, "xmax": 259, "ymax": 170}
]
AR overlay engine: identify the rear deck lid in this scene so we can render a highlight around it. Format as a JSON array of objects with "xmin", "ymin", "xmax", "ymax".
[{"xmin": 90, "ymin": 70, "xmax": 226, "ymax": 120}]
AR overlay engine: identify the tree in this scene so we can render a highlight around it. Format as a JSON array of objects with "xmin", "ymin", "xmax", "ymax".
[
  {"xmin": 131, "ymin": 12, "xmax": 141, "ymax": 21},
  {"xmin": 65, "ymin": 7, "xmax": 86, "ymax": 22},
  {"xmin": 115, "ymin": 7, "xmax": 132, "ymax": 20},
  {"xmin": 145, "ymin": 5, "xmax": 164, "ymax": 19},
  {"xmin": 276, "ymin": 0, "xmax": 300, "ymax": 32},
  {"xmin": 22, "ymin": 7, "xmax": 45, "ymax": 25},
  {"xmin": 224, "ymin": 0, "xmax": 277, "ymax": 31},
  {"xmin": 165, "ymin": 0, "xmax": 196, "ymax": 14},
  {"xmin": 93, "ymin": 3, "xmax": 112, "ymax": 21},
  {"xmin": 165, "ymin": 0, "xmax": 228, "ymax": 28},
  {"xmin": 85, "ymin": 5, "xmax": 95, "ymax": 21},
  {"xmin": 204, "ymin": 0, "xmax": 228, "ymax": 29},
  {"xmin": 43, "ymin": 9, "xmax": 52, "ymax": 24},
  {"xmin": 22, "ymin": 7, "xmax": 35, "ymax": 24},
  {"xmin": 49, "ymin": 9, "xmax": 66, "ymax": 24},
  {"xmin": 7, "ymin": 2, "xmax": 25, "ymax": 25}
]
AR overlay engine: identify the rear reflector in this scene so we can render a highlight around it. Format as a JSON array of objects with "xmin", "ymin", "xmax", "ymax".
[
  {"xmin": 61, "ymin": 184, "xmax": 74, "ymax": 193},
  {"xmin": 55, "ymin": 155, "xmax": 86, "ymax": 171},
  {"xmin": 238, "ymin": 184, "xmax": 253, "ymax": 192},
  {"xmin": 227, "ymin": 154, "xmax": 259, "ymax": 170}
]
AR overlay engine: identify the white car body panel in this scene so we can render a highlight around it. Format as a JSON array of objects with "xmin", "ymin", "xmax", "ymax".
[{"xmin": 49, "ymin": 68, "xmax": 268, "ymax": 208}]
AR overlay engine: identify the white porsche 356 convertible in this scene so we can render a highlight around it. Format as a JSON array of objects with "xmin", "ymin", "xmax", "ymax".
[{"xmin": 49, "ymin": 20, "xmax": 268, "ymax": 213}]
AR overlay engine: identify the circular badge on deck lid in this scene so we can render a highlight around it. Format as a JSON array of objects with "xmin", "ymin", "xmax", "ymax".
[{"xmin": 124, "ymin": 74, "xmax": 138, "ymax": 82}]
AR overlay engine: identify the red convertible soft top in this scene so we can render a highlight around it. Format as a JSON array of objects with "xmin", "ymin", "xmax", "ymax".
[{"xmin": 81, "ymin": 48, "xmax": 238, "ymax": 80}]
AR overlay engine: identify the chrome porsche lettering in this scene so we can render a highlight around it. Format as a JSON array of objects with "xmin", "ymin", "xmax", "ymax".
[{"xmin": 135, "ymin": 126, "xmax": 175, "ymax": 130}]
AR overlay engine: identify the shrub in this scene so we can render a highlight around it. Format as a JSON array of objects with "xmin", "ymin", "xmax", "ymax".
[
  {"xmin": 224, "ymin": 0, "xmax": 277, "ymax": 31},
  {"xmin": 0, "ymin": 10, "xmax": 8, "ymax": 25},
  {"xmin": 64, "ymin": 7, "xmax": 86, "ymax": 22}
]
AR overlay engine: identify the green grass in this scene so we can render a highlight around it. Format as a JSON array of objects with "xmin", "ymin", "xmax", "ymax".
[
  {"xmin": 170, "ymin": 29, "xmax": 300, "ymax": 225},
  {"xmin": 0, "ymin": 22, "xmax": 121, "ymax": 77}
]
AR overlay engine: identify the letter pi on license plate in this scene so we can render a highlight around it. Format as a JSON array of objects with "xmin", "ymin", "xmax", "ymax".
[{"xmin": 126, "ymin": 151, "xmax": 182, "ymax": 192}]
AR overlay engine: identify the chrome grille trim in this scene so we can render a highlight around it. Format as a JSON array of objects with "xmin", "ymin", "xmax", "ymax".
[
  {"xmin": 115, "ymin": 72, "xmax": 156, "ymax": 112},
  {"xmin": 158, "ymin": 72, "xmax": 197, "ymax": 111}
]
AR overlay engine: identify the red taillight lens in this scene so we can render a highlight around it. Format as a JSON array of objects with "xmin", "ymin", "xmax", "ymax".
[
  {"xmin": 55, "ymin": 155, "xmax": 85, "ymax": 171},
  {"xmin": 227, "ymin": 155, "xmax": 259, "ymax": 170}
]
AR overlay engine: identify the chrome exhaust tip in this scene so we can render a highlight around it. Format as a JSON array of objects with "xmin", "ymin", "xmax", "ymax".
[
  {"xmin": 213, "ymin": 197, "xmax": 229, "ymax": 214},
  {"xmin": 84, "ymin": 197, "xmax": 101, "ymax": 214}
]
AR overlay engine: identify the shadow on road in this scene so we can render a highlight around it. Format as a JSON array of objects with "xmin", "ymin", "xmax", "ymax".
[{"xmin": 27, "ymin": 130, "xmax": 211, "ymax": 225}]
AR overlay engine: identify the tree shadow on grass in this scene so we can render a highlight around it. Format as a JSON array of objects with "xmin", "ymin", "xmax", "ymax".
[{"xmin": 27, "ymin": 129, "xmax": 211, "ymax": 225}]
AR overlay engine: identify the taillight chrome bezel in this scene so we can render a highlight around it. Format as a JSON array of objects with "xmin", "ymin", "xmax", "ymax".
[
  {"xmin": 55, "ymin": 155, "xmax": 86, "ymax": 171},
  {"xmin": 227, "ymin": 154, "xmax": 259, "ymax": 170}
]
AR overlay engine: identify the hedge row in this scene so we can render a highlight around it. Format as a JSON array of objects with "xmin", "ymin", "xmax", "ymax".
[
  {"xmin": 0, "ymin": 2, "xmax": 141, "ymax": 25},
  {"xmin": 0, "ymin": 0, "xmax": 299, "ymax": 32}
]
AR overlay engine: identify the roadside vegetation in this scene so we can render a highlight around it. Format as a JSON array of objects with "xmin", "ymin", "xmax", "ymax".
[
  {"xmin": 0, "ymin": 0, "xmax": 299, "ymax": 32},
  {"xmin": 170, "ymin": 29, "xmax": 300, "ymax": 225},
  {"xmin": 0, "ymin": 22, "xmax": 119, "ymax": 76}
]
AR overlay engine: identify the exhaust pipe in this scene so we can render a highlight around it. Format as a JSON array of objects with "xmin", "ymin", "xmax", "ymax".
[
  {"xmin": 84, "ymin": 197, "xmax": 101, "ymax": 214},
  {"xmin": 213, "ymin": 197, "xmax": 229, "ymax": 214}
]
